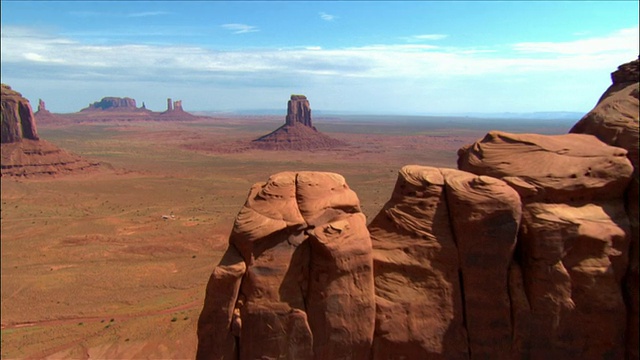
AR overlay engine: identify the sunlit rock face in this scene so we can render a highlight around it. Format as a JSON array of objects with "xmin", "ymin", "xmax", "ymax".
[{"xmin": 1, "ymin": 84, "xmax": 39, "ymax": 143}]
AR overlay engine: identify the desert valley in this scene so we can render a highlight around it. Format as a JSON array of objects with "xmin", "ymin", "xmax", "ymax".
[{"xmin": 1, "ymin": 57, "xmax": 639, "ymax": 360}]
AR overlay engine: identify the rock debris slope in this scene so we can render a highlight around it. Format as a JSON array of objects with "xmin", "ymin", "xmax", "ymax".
[
  {"xmin": 1, "ymin": 84, "xmax": 99, "ymax": 177},
  {"xmin": 198, "ymin": 59, "xmax": 639, "ymax": 359}
]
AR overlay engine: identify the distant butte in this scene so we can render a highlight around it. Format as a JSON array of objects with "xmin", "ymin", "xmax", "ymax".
[
  {"xmin": 251, "ymin": 94, "xmax": 347, "ymax": 150},
  {"xmin": 80, "ymin": 97, "xmax": 147, "ymax": 112},
  {"xmin": 158, "ymin": 98, "xmax": 198, "ymax": 121},
  {"xmin": 34, "ymin": 98, "xmax": 66, "ymax": 124}
]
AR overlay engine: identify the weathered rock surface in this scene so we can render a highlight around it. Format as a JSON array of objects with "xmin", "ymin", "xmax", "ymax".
[
  {"xmin": 197, "ymin": 171, "xmax": 374, "ymax": 360},
  {"xmin": 368, "ymin": 166, "xmax": 468, "ymax": 359},
  {"xmin": 1, "ymin": 84, "xmax": 39, "ymax": 143},
  {"xmin": 569, "ymin": 56, "xmax": 639, "ymax": 360},
  {"xmin": 442, "ymin": 168, "xmax": 521, "ymax": 359},
  {"xmin": 459, "ymin": 130, "xmax": 633, "ymax": 358},
  {"xmin": 1, "ymin": 84, "xmax": 99, "ymax": 177},
  {"xmin": 80, "ymin": 97, "xmax": 141, "ymax": 112},
  {"xmin": 252, "ymin": 95, "xmax": 347, "ymax": 150}
]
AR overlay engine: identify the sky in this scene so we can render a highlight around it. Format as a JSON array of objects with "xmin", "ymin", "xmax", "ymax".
[{"xmin": 1, "ymin": 1, "xmax": 638, "ymax": 115}]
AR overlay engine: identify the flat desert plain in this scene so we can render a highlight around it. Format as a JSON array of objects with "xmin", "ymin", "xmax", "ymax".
[{"xmin": 0, "ymin": 115, "xmax": 574, "ymax": 359}]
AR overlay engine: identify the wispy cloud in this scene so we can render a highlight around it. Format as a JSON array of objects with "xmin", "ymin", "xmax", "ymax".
[
  {"xmin": 405, "ymin": 34, "xmax": 448, "ymax": 42},
  {"xmin": 221, "ymin": 23, "xmax": 259, "ymax": 34},
  {"xmin": 513, "ymin": 27, "xmax": 638, "ymax": 55},
  {"xmin": 319, "ymin": 12, "xmax": 336, "ymax": 21},
  {"xmin": 2, "ymin": 24, "xmax": 638, "ymax": 81},
  {"xmin": 0, "ymin": 24, "xmax": 640, "ymax": 113}
]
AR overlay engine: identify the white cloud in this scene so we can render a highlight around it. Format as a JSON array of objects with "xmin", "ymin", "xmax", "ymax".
[
  {"xmin": 513, "ymin": 27, "xmax": 638, "ymax": 55},
  {"xmin": 319, "ymin": 12, "xmax": 336, "ymax": 21},
  {"xmin": 221, "ymin": 23, "xmax": 259, "ymax": 34},
  {"xmin": 405, "ymin": 34, "xmax": 448, "ymax": 41},
  {"xmin": 2, "ymin": 24, "xmax": 638, "ymax": 113}
]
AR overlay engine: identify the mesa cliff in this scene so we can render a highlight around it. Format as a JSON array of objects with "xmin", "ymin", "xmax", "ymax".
[
  {"xmin": 1, "ymin": 84, "xmax": 99, "ymax": 177},
  {"xmin": 251, "ymin": 95, "xmax": 347, "ymax": 150},
  {"xmin": 197, "ymin": 58, "xmax": 639, "ymax": 359}
]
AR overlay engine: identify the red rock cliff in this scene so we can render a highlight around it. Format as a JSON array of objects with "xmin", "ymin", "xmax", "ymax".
[{"xmin": 1, "ymin": 84, "xmax": 39, "ymax": 143}]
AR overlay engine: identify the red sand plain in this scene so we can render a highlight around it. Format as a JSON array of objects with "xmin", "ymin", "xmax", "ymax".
[{"xmin": 0, "ymin": 114, "xmax": 573, "ymax": 358}]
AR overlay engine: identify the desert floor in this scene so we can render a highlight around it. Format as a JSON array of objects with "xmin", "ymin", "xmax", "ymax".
[{"xmin": 0, "ymin": 115, "xmax": 574, "ymax": 359}]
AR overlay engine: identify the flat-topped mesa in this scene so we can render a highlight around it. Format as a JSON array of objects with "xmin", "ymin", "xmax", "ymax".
[
  {"xmin": 80, "ymin": 97, "xmax": 140, "ymax": 112},
  {"xmin": 1, "ymin": 84, "xmax": 39, "ymax": 143},
  {"xmin": 174, "ymin": 100, "xmax": 184, "ymax": 112},
  {"xmin": 285, "ymin": 95, "xmax": 313, "ymax": 128}
]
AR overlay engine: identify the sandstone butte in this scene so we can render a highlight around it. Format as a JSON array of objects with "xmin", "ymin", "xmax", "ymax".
[
  {"xmin": 251, "ymin": 95, "xmax": 348, "ymax": 150},
  {"xmin": 1, "ymin": 84, "xmax": 99, "ymax": 177},
  {"xmin": 197, "ymin": 57, "xmax": 639, "ymax": 359},
  {"xmin": 34, "ymin": 98, "xmax": 66, "ymax": 124}
]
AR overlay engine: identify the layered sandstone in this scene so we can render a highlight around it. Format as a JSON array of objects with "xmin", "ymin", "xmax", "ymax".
[{"xmin": 252, "ymin": 95, "xmax": 347, "ymax": 150}]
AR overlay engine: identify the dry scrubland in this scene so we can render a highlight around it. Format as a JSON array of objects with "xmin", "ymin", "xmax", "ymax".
[{"xmin": 0, "ymin": 115, "xmax": 573, "ymax": 358}]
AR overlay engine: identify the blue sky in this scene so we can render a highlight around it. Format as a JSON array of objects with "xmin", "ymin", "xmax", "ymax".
[{"xmin": 1, "ymin": 1, "xmax": 638, "ymax": 115}]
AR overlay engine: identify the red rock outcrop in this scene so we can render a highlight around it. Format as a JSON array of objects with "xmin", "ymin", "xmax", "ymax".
[
  {"xmin": 197, "ymin": 171, "xmax": 374, "ymax": 360},
  {"xmin": 252, "ymin": 95, "xmax": 347, "ymax": 150},
  {"xmin": 569, "ymin": 56, "xmax": 639, "ymax": 360},
  {"xmin": 1, "ymin": 84, "xmax": 99, "ymax": 177},
  {"xmin": 80, "ymin": 97, "xmax": 142, "ymax": 112},
  {"xmin": 459, "ymin": 131, "xmax": 633, "ymax": 358},
  {"xmin": 1, "ymin": 84, "xmax": 39, "ymax": 143}
]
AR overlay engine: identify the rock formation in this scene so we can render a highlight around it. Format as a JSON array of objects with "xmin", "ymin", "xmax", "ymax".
[
  {"xmin": 1, "ymin": 84, "xmax": 39, "ymax": 143},
  {"xmin": 568, "ymin": 56, "xmax": 639, "ymax": 360},
  {"xmin": 1, "ymin": 84, "xmax": 99, "ymax": 177},
  {"xmin": 197, "ymin": 59, "xmax": 639, "ymax": 359},
  {"xmin": 197, "ymin": 171, "xmax": 374, "ymax": 359},
  {"xmin": 158, "ymin": 98, "xmax": 198, "ymax": 121},
  {"xmin": 458, "ymin": 131, "xmax": 633, "ymax": 358},
  {"xmin": 251, "ymin": 95, "xmax": 347, "ymax": 150},
  {"xmin": 80, "ymin": 97, "xmax": 142, "ymax": 112},
  {"xmin": 34, "ymin": 98, "xmax": 65, "ymax": 124}
]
